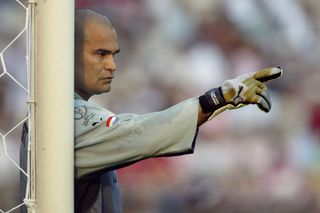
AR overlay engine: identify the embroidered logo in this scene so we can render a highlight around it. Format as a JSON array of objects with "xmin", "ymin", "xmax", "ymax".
[
  {"xmin": 74, "ymin": 106, "xmax": 87, "ymax": 120},
  {"xmin": 92, "ymin": 117, "xmax": 103, "ymax": 127},
  {"xmin": 233, "ymin": 85, "xmax": 244, "ymax": 103},
  {"xmin": 106, "ymin": 116, "xmax": 120, "ymax": 127}
]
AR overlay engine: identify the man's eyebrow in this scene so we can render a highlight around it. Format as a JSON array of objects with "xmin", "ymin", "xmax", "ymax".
[{"xmin": 96, "ymin": 48, "xmax": 120, "ymax": 55}]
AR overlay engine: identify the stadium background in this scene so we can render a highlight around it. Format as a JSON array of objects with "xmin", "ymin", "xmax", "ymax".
[{"xmin": 0, "ymin": 0, "xmax": 320, "ymax": 212}]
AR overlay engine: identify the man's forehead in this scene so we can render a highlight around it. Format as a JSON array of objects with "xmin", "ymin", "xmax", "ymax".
[
  {"xmin": 84, "ymin": 13, "xmax": 117, "ymax": 36},
  {"xmin": 84, "ymin": 21, "xmax": 117, "ymax": 41},
  {"xmin": 76, "ymin": 9, "xmax": 119, "ymax": 50},
  {"xmin": 83, "ymin": 22, "xmax": 119, "ymax": 51}
]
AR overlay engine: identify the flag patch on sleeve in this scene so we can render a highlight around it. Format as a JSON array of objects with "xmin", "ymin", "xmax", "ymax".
[{"xmin": 106, "ymin": 116, "xmax": 120, "ymax": 127}]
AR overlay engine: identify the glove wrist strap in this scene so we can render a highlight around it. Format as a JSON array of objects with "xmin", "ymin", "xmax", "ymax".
[{"xmin": 199, "ymin": 87, "xmax": 226, "ymax": 113}]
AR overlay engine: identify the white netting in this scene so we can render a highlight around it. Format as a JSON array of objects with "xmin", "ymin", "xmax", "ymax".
[{"xmin": 0, "ymin": 0, "xmax": 35, "ymax": 212}]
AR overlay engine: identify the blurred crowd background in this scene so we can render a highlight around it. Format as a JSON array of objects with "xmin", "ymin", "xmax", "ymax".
[{"xmin": 1, "ymin": 0, "xmax": 320, "ymax": 212}]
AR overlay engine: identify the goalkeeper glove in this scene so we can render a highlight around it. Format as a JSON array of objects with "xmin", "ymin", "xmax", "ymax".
[{"xmin": 199, "ymin": 67, "xmax": 283, "ymax": 118}]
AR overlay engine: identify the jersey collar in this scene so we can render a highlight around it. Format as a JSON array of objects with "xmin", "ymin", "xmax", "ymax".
[{"xmin": 74, "ymin": 92, "xmax": 84, "ymax": 100}]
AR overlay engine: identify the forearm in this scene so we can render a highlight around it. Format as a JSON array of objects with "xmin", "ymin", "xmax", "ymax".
[
  {"xmin": 197, "ymin": 105, "xmax": 213, "ymax": 126},
  {"xmin": 197, "ymin": 87, "xmax": 226, "ymax": 126}
]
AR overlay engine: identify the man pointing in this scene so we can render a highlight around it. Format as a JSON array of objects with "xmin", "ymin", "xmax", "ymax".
[{"xmin": 73, "ymin": 9, "xmax": 282, "ymax": 213}]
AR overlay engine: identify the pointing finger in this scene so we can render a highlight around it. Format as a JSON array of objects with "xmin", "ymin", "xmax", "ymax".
[{"xmin": 253, "ymin": 67, "xmax": 283, "ymax": 82}]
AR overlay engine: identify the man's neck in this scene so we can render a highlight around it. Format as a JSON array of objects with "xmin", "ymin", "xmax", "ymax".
[{"xmin": 75, "ymin": 88, "xmax": 91, "ymax": 101}]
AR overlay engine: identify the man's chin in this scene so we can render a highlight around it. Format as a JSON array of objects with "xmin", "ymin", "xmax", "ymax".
[{"xmin": 99, "ymin": 87, "xmax": 111, "ymax": 94}]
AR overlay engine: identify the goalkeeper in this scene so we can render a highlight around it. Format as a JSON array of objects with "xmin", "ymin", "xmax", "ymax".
[{"xmin": 72, "ymin": 9, "xmax": 282, "ymax": 213}]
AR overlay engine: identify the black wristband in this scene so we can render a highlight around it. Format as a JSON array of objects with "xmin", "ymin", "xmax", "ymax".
[{"xmin": 199, "ymin": 87, "xmax": 226, "ymax": 113}]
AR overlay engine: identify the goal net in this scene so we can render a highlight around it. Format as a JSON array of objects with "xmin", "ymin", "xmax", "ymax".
[{"xmin": 0, "ymin": 0, "xmax": 74, "ymax": 212}]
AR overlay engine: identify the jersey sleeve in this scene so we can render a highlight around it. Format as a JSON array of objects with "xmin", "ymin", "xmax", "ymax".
[{"xmin": 74, "ymin": 97, "xmax": 199, "ymax": 178}]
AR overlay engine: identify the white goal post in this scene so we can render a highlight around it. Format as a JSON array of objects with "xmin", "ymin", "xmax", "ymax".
[{"xmin": 33, "ymin": 0, "xmax": 74, "ymax": 212}]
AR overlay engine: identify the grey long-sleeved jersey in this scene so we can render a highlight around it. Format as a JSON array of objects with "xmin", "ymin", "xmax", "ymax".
[{"xmin": 74, "ymin": 93, "xmax": 199, "ymax": 212}]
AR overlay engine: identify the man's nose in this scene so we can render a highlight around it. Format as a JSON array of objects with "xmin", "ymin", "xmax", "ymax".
[{"xmin": 104, "ymin": 55, "xmax": 116, "ymax": 72}]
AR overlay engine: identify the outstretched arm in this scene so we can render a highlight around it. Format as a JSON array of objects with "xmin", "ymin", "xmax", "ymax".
[{"xmin": 75, "ymin": 67, "xmax": 282, "ymax": 177}]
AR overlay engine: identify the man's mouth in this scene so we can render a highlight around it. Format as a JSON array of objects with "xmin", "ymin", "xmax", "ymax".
[{"xmin": 101, "ymin": 77, "xmax": 114, "ymax": 83}]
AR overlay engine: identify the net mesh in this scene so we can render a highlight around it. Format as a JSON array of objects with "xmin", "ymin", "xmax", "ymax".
[{"xmin": 0, "ymin": 0, "xmax": 35, "ymax": 212}]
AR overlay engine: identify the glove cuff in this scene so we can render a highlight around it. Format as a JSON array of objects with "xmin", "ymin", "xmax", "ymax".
[{"xmin": 199, "ymin": 87, "xmax": 226, "ymax": 113}]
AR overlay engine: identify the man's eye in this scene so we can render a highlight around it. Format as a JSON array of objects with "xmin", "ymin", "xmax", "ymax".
[
  {"xmin": 96, "ymin": 50, "xmax": 110, "ymax": 56},
  {"xmin": 97, "ymin": 51, "xmax": 106, "ymax": 56}
]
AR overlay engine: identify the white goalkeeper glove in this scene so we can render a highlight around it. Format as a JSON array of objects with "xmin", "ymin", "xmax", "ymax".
[{"xmin": 199, "ymin": 67, "xmax": 283, "ymax": 119}]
